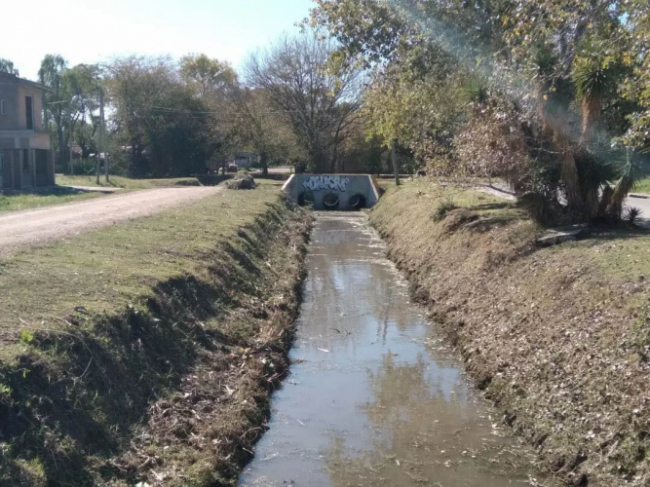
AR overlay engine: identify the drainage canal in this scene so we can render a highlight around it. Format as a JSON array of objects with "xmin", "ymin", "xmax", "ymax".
[{"xmin": 240, "ymin": 214, "xmax": 544, "ymax": 487}]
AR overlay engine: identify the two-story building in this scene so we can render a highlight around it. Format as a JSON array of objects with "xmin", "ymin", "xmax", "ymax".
[{"xmin": 0, "ymin": 73, "xmax": 55, "ymax": 190}]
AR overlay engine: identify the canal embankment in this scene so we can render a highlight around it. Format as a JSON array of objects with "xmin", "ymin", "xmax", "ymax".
[
  {"xmin": 370, "ymin": 180, "xmax": 650, "ymax": 487},
  {"xmin": 0, "ymin": 185, "xmax": 311, "ymax": 487}
]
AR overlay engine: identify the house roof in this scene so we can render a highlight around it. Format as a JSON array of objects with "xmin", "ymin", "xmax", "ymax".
[{"xmin": 0, "ymin": 72, "xmax": 52, "ymax": 92}]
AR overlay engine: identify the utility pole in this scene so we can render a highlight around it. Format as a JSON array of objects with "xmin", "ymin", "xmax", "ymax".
[
  {"xmin": 97, "ymin": 88, "xmax": 104, "ymax": 185},
  {"xmin": 391, "ymin": 139, "xmax": 400, "ymax": 186},
  {"xmin": 69, "ymin": 146, "xmax": 73, "ymax": 176}
]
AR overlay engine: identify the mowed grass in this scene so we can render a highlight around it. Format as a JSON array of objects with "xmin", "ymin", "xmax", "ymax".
[
  {"xmin": 0, "ymin": 185, "xmax": 283, "ymax": 358},
  {"xmin": 56, "ymin": 173, "xmax": 202, "ymax": 189},
  {"xmin": 633, "ymin": 177, "xmax": 650, "ymax": 194},
  {"xmin": 0, "ymin": 188, "xmax": 104, "ymax": 214}
]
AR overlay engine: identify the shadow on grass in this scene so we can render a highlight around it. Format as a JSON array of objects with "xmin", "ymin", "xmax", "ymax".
[
  {"xmin": 1, "ymin": 186, "xmax": 92, "ymax": 197},
  {"xmin": 470, "ymin": 202, "xmax": 514, "ymax": 211},
  {"xmin": 580, "ymin": 225, "xmax": 650, "ymax": 243},
  {"xmin": 464, "ymin": 215, "xmax": 522, "ymax": 233}
]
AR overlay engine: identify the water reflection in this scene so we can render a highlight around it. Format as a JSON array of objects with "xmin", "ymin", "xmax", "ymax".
[
  {"xmin": 240, "ymin": 215, "xmax": 540, "ymax": 487},
  {"xmin": 325, "ymin": 353, "xmax": 531, "ymax": 487}
]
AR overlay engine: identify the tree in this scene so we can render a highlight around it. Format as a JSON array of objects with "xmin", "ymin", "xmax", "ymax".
[
  {"xmin": 107, "ymin": 56, "xmax": 220, "ymax": 177},
  {"xmin": 39, "ymin": 55, "xmax": 68, "ymax": 165},
  {"xmin": 312, "ymin": 0, "xmax": 650, "ymax": 223},
  {"xmin": 0, "ymin": 58, "xmax": 18, "ymax": 75},
  {"xmin": 39, "ymin": 56, "xmax": 105, "ymax": 173},
  {"xmin": 228, "ymin": 86, "xmax": 297, "ymax": 176},
  {"xmin": 245, "ymin": 32, "xmax": 363, "ymax": 173},
  {"xmin": 180, "ymin": 54, "xmax": 236, "ymax": 97}
]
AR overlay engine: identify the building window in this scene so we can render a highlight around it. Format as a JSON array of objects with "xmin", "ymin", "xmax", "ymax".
[
  {"xmin": 0, "ymin": 99, "xmax": 5, "ymax": 115},
  {"xmin": 25, "ymin": 96, "xmax": 33, "ymax": 130}
]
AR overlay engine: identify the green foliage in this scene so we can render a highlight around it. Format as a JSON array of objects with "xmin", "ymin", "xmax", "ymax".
[
  {"xmin": 179, "ymin": 54, "xmax": 236, "ymax": 96},
  {"xmin": 432, "ymin": 200, "xmax": 459, "ymax": 222},
  {"xmin": 572, "ymin": 55, "xmax": 617, "ymax": 102},
  {"xmin": 0, "ymin": 58, "xmax": 18, "ymax": 75},
  {"xmin": 20, "ymin": 330, "xmax": 35, "ymax": 345},
  {"xmin": 313, "ymin": 0, "xmax": 650, "ymax": 222},
  {"xmin": 107, "ymin": 56, "xmax": 220, "ymax": 177}
]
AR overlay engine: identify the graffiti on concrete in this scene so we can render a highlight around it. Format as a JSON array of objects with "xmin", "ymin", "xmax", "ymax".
[{"xmin": 302, "ymin": 175, "xmax": 351, "ymax": 192}]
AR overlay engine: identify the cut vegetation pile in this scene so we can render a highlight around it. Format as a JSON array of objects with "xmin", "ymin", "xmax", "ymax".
[
  {"xmin": 0, "ymin": 184, "xmax": 311, "ymax": 487},
  {"xmin": 371, "ymin": 181, "xmax": 650, "ymax": 487},
  {"xmin": 225, "ymin": 174, "xmax": 256, "ymax": 190}
]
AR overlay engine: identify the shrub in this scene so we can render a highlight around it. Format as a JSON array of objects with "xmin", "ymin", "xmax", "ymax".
[
  {"xmin": 432, "ymin": 199, "xmax": 459, "ymax": 222},
  {"xmin": 625, "ymin": 207, "xmax": 643, "ymax": 226}
]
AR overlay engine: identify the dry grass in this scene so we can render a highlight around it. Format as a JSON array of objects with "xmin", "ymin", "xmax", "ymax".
[
  {"xmin": 371, "ymin": 180, "xmax": 650, "ymax": 487},
  {"xmin": 0, "ymin": 185, "xmax": 311, "ymax": 486}
]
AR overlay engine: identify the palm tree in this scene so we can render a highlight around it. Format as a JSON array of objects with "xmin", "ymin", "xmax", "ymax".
[
  {"xmin": 572, "ymin": 51, "xmax": 617, "ymax": 142},
  {"xmin": 572, "ymin": 42, "xmax": 625, "ymax": 219}
]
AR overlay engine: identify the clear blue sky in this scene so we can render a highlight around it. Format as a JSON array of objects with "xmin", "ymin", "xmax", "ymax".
[{"xmin": 2, "ymin": 0, "xmax": 315, "ymax": 80}]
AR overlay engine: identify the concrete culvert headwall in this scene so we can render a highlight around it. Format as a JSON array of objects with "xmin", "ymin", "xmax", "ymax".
[{"xmin": 283, "ymin": 174, "xmax": 380, "ymax": 210}]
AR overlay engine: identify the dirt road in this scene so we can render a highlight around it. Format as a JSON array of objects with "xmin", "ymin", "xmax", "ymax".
[{"xmin": 0, "ymin": 186, "xmax": 222, "ymax": 256}]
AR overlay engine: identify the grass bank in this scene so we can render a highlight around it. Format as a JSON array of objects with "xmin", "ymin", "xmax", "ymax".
[
  {"xmin": 0, "ymin": 184, "xmax": 311, "ymax": 486},
  {"xmin": 371, "ymin": 180, "xmax": 650, "ymax": 487},
  {"xmin": 0, "ymin": 187, "xmax": 104, "ymax": 214},
  {"xmin": 55, "ymin": 174, "xmax": 203, "ymax": 189}
]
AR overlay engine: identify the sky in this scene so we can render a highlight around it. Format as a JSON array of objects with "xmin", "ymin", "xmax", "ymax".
[{"xmin": 1, "ymin": 0, "xmax": 315, "ymax": 80}]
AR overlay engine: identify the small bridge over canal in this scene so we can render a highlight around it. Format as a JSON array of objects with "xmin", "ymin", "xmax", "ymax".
[{"xmin": 282, "ymin": 174, "xmax": 380, "ymax": 210}]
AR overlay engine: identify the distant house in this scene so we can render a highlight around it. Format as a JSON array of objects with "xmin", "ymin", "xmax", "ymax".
[
  {"xmin": 234, "ymin": 152, "xmax": 259, "ymax": 169},
  {"xmin": 0, "ymin": 73, "xmax": 55, "ymax": 190}
]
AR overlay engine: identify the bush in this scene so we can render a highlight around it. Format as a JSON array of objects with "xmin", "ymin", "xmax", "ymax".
[
  {"xmin": 625, "ymin": 207, "xmax": 643, "ymax": 226},
  {"xmin": 432, "ymin": 199, "xmax": 459, "ymax": 222}
]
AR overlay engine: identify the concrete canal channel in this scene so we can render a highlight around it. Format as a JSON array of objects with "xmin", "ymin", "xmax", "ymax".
[{"xmin": 239, "ymin": 212, "xmax": 545, "ymax": 486}]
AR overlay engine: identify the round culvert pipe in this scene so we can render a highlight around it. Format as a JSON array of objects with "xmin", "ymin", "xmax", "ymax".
[
  {"xmin": 348, "ymin": 194, "xmax": 366, "ymax": 210},
  {"xmin": 322, "ymin": 193, "xmax": 340, "ymax": 210},
  {"xmin": 297, "ymin": 190, "xmax": 315, "ymax": 207}
]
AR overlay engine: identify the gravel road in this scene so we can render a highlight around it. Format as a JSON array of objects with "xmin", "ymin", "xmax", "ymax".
[{"xmin": 0, "ymin": 186, "xmax": 222, "ymax": 256}]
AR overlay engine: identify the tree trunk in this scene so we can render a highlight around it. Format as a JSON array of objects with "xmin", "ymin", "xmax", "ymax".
[
  {"xmin": 537, "ymin": 88, "xmax": 554, "ymax": 140},
  {"xmin": 584, "ymin": 184, "xmax": 600, "ymax": 221},
  {"xmin": 581, "ymin": 95, "xmax": 602, "ymax": 142},
  {"xmin": 555, "ymin": 131, "xmax": 582, "ymax": 219},
  {"xmin": 97, "ymin": 90, "xmax": 104, "ymax": 185},
  {"xmin": 260, "ymin": 152, "xmax": 269, "ymax": 177},
  {"xmin": 57, "ymin": 125, "xmax": 65, "ymax": 167},
  {"xmin": 391, "ymin": 139, "xmax": 400, "ymax": 186},
  {"xmin": 607, "ymin": 175, "xmax": 634, "ymax": 221}
]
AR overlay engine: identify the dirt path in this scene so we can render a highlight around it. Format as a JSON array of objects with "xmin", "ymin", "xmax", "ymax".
[{"xmin": 0, "ymin": 186, "xmax": 222, "ymax": 256}]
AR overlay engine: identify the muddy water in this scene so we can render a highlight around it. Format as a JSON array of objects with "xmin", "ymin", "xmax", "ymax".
[{"xmin": 240, "ymin": 215, "xmax": 540, "ymax": 487}]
